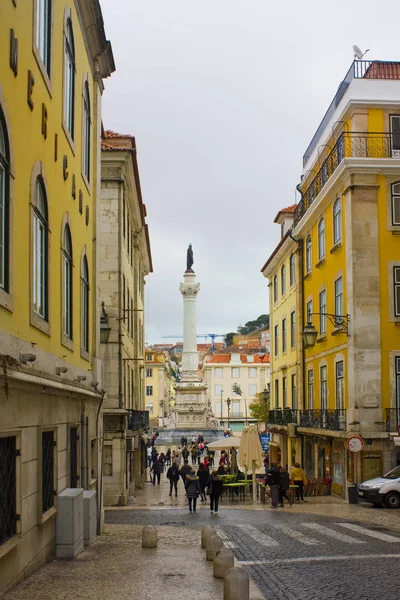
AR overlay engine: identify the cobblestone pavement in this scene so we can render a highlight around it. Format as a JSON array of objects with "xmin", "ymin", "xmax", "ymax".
[{"xmin": 107, "ymin": 480, "xmax": 400, "ymax": 600}]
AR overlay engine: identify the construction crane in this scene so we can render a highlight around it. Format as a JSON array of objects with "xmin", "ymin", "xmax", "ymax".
[{"xmin": 162, "ymin": 333, "xmax": 225, "ymax": 352}]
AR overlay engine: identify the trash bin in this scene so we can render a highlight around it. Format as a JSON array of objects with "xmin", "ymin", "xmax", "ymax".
[{"xmin": 348, "ymin": 483, "xmax": 359, "ymax": 504}]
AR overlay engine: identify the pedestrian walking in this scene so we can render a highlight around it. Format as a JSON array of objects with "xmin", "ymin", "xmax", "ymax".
[
  {"xmin": 167, "ymin": 462, "xmax": 180, "ymax": 496},
  {"xmin": 146, "ymin": 445, "xmax": 152, "ymax": 467},
  {"xmin": 179, "ymin": 461, "xmax": 192, "ymax": 487},
  {"xmin": 203, "ymin": 455, "xmax": 210, "ymax": 470},
  {"xmin": 181, "ymin": 436, "xmax": 186, "ymax": 447},
  {"xmin": 197, "ymin": 463, "xmax": 210, "ymax": 501},
  {"xmin": 151, "ymin": 458, "xmax": 162, "ymax": 486},
  {"xmin": 197, "ymin": 447, "xmax": 202, "ymax": 465},
  {"xmin": 165, "ymin": 448, "xmax": 171, "ymax": 466},
  {"xmin": 159, "ymin": 452, "xmax": 165, "ymax": 472},
  {"xmin": 191, "ymin": 445, "xmax": 197, "ymax": 465},
  {"xmin": 208, "ymin": 449, "xmax": 215, "ymax": 467},
  {"xmin": 291, "ymin": 463, "xmax": 308, "ymax": 502},
  {"xmin": 185, "ymin": 469, "xmax": 201, "ymax": 512},
  {"xmin": 182, "ymin": 446, "xmax": 190, "ymax": 463},
  {"xmin": 266, "ymin": 462, "xmax": 281, "ymax": 507},
  {"xmin": 197, "ymin": 434, "xmax": 204, "ymax": 444},
  {"xmin": 279, "ymin": 466, "xmax": 292, "ymax": 507},
  {"xmin": 209, "ymin": 470, "xmax": 224, "ymax": 515}
]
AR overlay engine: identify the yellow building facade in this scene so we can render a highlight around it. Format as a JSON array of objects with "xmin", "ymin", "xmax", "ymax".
[
  {"xmin": 292, "ymin": 60, "xmax": 400, "ymax": 497},
  {"xmin": 0, "ymin": 0, "xmax": 114, "ymax": 591},
  {"xmin": 262, "ymin": 206, "xmax": 302, "ymax": 468},
  {"xmin": 145, "ymin": 349, "xmax": 176, "ymax": 428}
]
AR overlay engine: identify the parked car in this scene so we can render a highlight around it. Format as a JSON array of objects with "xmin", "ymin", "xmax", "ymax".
[{"xmin": 358, "ymin": 465, "xmax": 400, "ymax": 508}]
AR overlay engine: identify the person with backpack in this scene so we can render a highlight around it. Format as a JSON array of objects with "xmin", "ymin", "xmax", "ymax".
[
  {"xmin": 182, "ymin": 445, "xmax": 190, "ymax": 463},
  {"xmin": 209, "ymin": 471, "xmax": 224, "ymax": 515},
  {"xmin": 185, "ymin": 469, "xmax": 201, "ymax": 512},
  {"xmin": 167, "ymin": 462, "xmax": 180, "ymax": 496}
]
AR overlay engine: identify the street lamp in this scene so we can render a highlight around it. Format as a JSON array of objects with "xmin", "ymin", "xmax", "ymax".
[
  {"xmin": 233, "ymin": 383, "xmax": 248, "ymax": 426},
  {"xmin": 100, "ymin": 302, "xmax": 111, "ymax": 343},
  {"xmin": 302, "ymin": 313, "xmax": 350, "ymax": 348},
  {"xmin": 261, "ymin": 385, "xmax": 270, "ymax": 434},
  {"xmin": 226, "ymin": 397, "xmax": 231, "ymax": 431}
]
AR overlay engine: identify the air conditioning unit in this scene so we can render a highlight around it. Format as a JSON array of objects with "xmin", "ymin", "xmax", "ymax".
[{"xmin": 288, "ymin": 423, "xmax": 297, "ymax": 438}]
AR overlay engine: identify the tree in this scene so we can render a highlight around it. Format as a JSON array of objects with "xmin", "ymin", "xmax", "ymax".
[
  {"xmin": 249, "ymin": 392, "xmax": 270, "ymax": 424},
  {"xmin": 224, "ymin": 332, "xmax": 235, "ymax": 346}
]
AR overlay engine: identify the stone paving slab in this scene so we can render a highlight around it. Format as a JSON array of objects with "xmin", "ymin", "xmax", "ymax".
[{"xmin": 4, "ymin": 525, "xmax": 223, "ymax": 600}]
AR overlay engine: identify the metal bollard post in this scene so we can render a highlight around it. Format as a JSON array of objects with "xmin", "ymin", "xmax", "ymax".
[
  {"xmin": 201, "ymin": 526, "xmax": 216, "ymax": 549},
  {"xmin": 224, "ymin": 567, "xmax": 249, "ymax": 600},
  {"xmin": 142, "ymin": 525, "xmax": 157, "ymax": 548},
  {"xmin": 213, "ymin": 548, "xmax": 234, "ymax": 579},
  {"xmin": 206, "ymin": 534, "xmax": 224, "ymax": 561}
]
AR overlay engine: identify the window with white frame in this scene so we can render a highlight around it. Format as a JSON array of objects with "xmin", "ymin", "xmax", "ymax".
[
  {"xmin": 33, "ymin": 177, "xmax": 48, "ymax": 319},
  {"xmin": 146, "ymin": 354, "xmax": 153, "ymax": 362},
  {"xmin": 35, "ymin": 0, "xmax": 52, "ymax": 75},
  {"xmin": 318, "ymin": 218, "xmax": 325, "ymax": 260},
  {"xmin": 215, "ymin": 384, "xmax": 223, "ymax": 396},
  {"xmin": 281, "ymin": 264, "xmax": 286, "ymax": 295},
  {"xmin": 307, "ymin": 369, "xmax": 314, "ymax": 409},
  {"xmin": 249, "ymin": 383, "xmax": 257, "ymax": 396},
  {"xmin": 392, "ymin": 182, "xmax": 400, "ymax": 225},
  {"xmin": 232, "ymin": 401, "xmax": 240, "ymax": 417},
  {"xmin": 335, "ymin": 361, "xmax": 344, "ymax": 409},
  {"xmin": 290, "ymin": 311, "xmax": 295, "ymax": 347},
  {"xmin": 273, "ymin": 274, "xmax": 278, "ymax": 303},
  {"xmin": 64, "ymin": 18, "xmax": 75, "ymax": 139},
  {"xmin": 289, "ymin": 253, "xmax": 295, "ymax": 286},
  {"xmin": 320, "ymin": 365, "xmax": 328, "ymax": 409},
  {"xmin": 146, "ymin": 368, "xmax": 152, "ymax": 378},
  {"xmin": 282, "ymin": 318, "xmax": 287, "ymax": 352},
  {"xmin": 0, "ymin": 109, "xmax": 10, "ymax": 293},
  {"xmin": 334, "ymin": 277, "xmax": 343, "ymax": 323},
  {"xmin": 394, "ymin": 267, "xmax": 400, "ymax": 317},
  {"xmin": 306, "ymin": 235, "xmax": 312, "ymax": 273},
  {"xmin": 333, "ymin": 199, "xmax": 342, "ymax": 244},
  {"xmin": 291, "ymin": 374, "xmax": 296, "ymax": 409},
  {"xmin": 231, "ymin": 367, "xmax": 240, "ymax": 378},
  {"xmin": 319, "ymin": 289, "xmax": 326, "ymax": 334},
  {"xmin": 215, "ymin": 367, "xmax": 222, "ymax": 378},
  {"xmin": 82, "ymin": 81, "xmax": 91, "ymax": 181},
  {"xmin": 249, "ymin": 367, "xmax": 257, "ymax": 378},
  {"xmin": 146, "ymin": 385, "xmax": 153, "ymax": 396},
  {"xmin": 274, "ymin": 324, "xmax": 279, "ymax": 357},
  {"xmin": 282, "ymin": 376, "xmax": 287, "ymax": 408},
  {"xmin": 62, "ymin": 225, "xmax": 73, "ymax": 339},
  {"xmin": 274, "ymin": 379, "xmax": 279, "ymax": 408},
  {"xmin": 81, "ymin": 256, "xmax": 89, "ymax": 351}
]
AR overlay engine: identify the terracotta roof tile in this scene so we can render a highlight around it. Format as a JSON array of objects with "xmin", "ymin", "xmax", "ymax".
[
  {"xmin": 104, "ymin": 129, "xmax": 133, "ymax": 139},
  {"xmin": 101, "ymin": 141, "xmax": 131, "ymax": 151}
]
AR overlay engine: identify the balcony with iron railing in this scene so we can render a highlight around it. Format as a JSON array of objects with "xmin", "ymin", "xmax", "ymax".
[
  {"xmin": 386, "ymin": 408, "xmax": 400, "ymax": 433},
  {"xmin": 295, "ymin": 131, "xmax": 400, "ymax": 225},
  {"xmin": 127, "ymin": 410, "xmax": 149, "ymax": 431},
  {"xmin": 268, "ymin": 408, "xmax": 299, "ymax": 427},
  {"xmin": 303, "ymin": 60, "xmax": 400, "ymax": 167},
  {"xmin": 299, "ymin": 409, "xmax": 346, "ymax": 432}
]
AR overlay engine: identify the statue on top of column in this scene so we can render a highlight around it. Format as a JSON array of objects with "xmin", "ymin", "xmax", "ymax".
[{"xmin": 186, "ymin": 243, "xmax": 194, "ymax": 273}]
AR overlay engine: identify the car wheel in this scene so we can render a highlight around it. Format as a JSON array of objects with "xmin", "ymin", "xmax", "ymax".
[{"xmin": 384, "ymin": 492, "xmax": 400, "ymax": 509}]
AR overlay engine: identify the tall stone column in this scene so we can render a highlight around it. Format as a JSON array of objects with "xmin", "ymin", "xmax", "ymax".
[{"xmin": 180, "ymin": 271, "xmax": 200, "ymax": 381}]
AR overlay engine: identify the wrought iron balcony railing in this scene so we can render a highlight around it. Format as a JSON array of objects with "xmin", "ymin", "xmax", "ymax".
[
  {"xmin": 127, "ymin": 410, "xmax": 149, "ymax": 431},
  {"xmin": 386, "ymin": 408, "xmax": 400, "ymax": 432},
  {"xmin": 299, "ymin": 409, "xmax": 346, "ymax": 431},
  {"xmin": 268, "ymin": 408, "xmax": 299, "ymax": 426},
  {"xmin": 295, "ymin": 131, "xmax": 400, "ymax": 225}
]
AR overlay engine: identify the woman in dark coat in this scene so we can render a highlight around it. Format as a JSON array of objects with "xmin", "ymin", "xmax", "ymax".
[
  {"xmin": 209, "ymin": 470, "xmax": 224, "ymax": 515},
  {"xmin": 279, "ymin": 466, "xmax": 292, "ymax": 506},
  {"xmin": 197, "ymin": 463, "xmax": 210, "ymax": 501},
  {"xmin": 185, "ymin": 470, "xmax": 201, "ymax": 513}
]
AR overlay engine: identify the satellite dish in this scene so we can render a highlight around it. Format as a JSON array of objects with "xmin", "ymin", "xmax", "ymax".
[{"xmin": 353, "ymin": 45, "xmax": 369, "ymax": 60}]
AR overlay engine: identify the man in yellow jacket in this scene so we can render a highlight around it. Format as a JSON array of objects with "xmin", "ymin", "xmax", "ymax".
[{"xmin": 291, "ymin": 463, "xmax": 307, "ymax": 502}]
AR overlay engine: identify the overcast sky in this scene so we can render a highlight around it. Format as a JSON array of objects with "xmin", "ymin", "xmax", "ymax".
[{"xmin": 101, "ymin": 0, "xmax": 399, "ymax": 345}]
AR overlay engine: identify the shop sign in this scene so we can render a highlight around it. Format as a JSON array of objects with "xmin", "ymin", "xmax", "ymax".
[
  {"xmin": 259, "ymin": 433, "xmax": 270, "ymax": 451},
  {"xmin": 346, "ymin": 436, "xmax": 364, "ymax": 453}
]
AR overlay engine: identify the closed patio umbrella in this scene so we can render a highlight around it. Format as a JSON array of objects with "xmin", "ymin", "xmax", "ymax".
[
  {"xmin": 239, "ymin": 424, "xmax": 263, "ymax": 501},
  {"xmin": 206, "ymin": 437, "xmax": 241, "ymax": 450}
]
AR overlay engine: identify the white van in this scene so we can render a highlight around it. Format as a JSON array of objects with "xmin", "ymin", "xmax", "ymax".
[{"xmin": 358, "ymin": 465, "xmax": 400, "ymax": 508}]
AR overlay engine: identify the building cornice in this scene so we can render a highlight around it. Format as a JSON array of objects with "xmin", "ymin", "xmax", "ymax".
[
  {"xmin": 261, "ymin": 231, "xmax": 295, "ymax": 277},
  {"xmin": 75, "ymin": 0, "xmax": 115, "ymax": 79}
]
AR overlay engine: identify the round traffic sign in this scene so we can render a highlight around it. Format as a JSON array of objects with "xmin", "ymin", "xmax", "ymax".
[{"xmin": 347, "ymin": 436, "xmax": 364, "ymax": 453}]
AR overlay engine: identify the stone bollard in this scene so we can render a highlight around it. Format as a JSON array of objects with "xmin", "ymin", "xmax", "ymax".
[
  {"xmin": 206, "ymin": 534, "xmax": 224, "ymax": 561},
  {"xmin": 201, "ymin": 526, "xmax": 216, "ymax": 549},
  {"xmin": 224, "ymin": 567, "xmax": 249, "ymax": 600},
  {"xmin": 213, "ymin": 548, "xmax": 235, "ymax": 579},
  {"xmin": 142, "ymin": 525, "xmax": 157, "ymax": 548}
]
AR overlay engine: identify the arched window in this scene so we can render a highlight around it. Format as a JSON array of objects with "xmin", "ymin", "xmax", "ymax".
[
  {"xmin": 82, "ymin": 81, "xmax": 91, "ymax": 181},
  {"xmin": 81, "ymin": 255, "xmax": 89, "ymax": 352},
  {"xmin": 391, "ymin": 182, "xmax": 400, "ymax": 225},
  {"xmin": 306, "ymin": 235, "xmax": 312, "ymax": 273},
  {"xmin": 333, "ymin": 199, "xmax": 342, "ymax": 244},
  {"xmin": 0, "ymin": 108, "xmax": 10, "ymax": 292},
  {"xmin": 64, "ymin": 18, "xmax": 75, "ymax": 139},
  {"xmin": 33, "ymin": 177, "xmax": 48, "ymax": 318},
  {"xmin": 318, "ymin": 218, "xmax": 325, "ymax": 260},
  {"xmin": 62, "ymin": 225, "xmax": 73, "ymax": 338}
]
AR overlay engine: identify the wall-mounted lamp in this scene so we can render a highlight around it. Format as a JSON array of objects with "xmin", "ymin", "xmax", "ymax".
[
  {"xmin": 302, "ymin": 313, "xmax": 350, "ymax": 348},
  {"xmin": 100, "ymin": 301, "xmax": 111, "ymax": 343}
]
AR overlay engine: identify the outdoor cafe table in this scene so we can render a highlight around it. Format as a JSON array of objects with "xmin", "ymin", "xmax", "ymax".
[
  {"xmin": 223, "ymin": 481, "xmax": 252, "ymax": 501},
  {"xmin": 257, "ymin": 482, "xmax": 299, "ymax": 504}
]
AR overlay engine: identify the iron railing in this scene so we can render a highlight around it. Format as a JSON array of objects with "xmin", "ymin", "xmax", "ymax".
[
  {"xmin": 42, "ymin": 431, "xmax": 55, "ymax": 513},
  {"xmin": 295, "ymin": 131, "xmax": 399, "ymax": 225},
  {"xmin": 386, "ymin": 408, "xmax": 400, "ymax": 432},
  {"xmin": 127, "ymin": 410, "xmax": 149, "ymax": 431},
  {"xmin": 268, "ymin": 408, "xmax": 299, "ymax": 426},
  {"xmin": 0, "ymin": 436, "xmax": 17, "ymax": 544},
  {"xmin": 299, "ymin": 409, "xmax": 346, "ymax": 431},
  {"xmin": 303, "ymin": 60, "xmax": 400, "ymax": 166}
]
